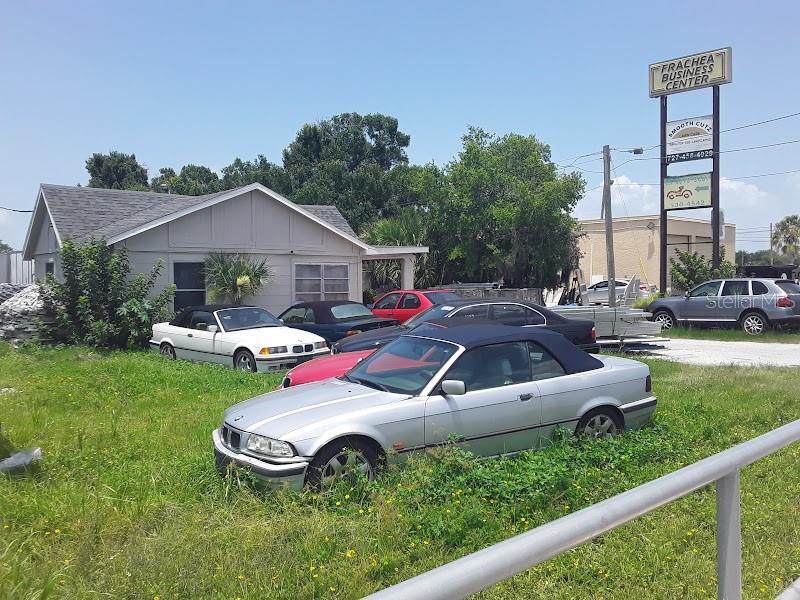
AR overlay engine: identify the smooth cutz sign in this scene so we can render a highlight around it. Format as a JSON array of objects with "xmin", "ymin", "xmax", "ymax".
[{"xmin": 649, "ymin": 48, "xmax": 732, "ymax": 97}]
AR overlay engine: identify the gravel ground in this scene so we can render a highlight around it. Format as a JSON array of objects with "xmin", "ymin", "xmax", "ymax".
[{"xmin": 634, "ymin": 337, "xmax": 800, "ymax": 367}]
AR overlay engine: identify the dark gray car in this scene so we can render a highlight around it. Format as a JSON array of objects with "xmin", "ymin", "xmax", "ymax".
[{"xmin": 648, "ymin": 278, "xmax": 800, "ymax": 334}]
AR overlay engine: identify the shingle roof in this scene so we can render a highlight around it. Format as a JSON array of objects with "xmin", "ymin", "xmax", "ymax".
[{"xmin": 39, "ymin": 184, "xmax": 357, "ymax": 242}]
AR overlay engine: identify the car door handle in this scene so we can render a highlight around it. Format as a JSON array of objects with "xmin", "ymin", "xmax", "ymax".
[
  {"xmin": 187, "ymin": 333, "xmax": 193, "ymax": 338},
  {"xmin": 519, "ymin": 393, "xmax": 533, "ymax": 401}
]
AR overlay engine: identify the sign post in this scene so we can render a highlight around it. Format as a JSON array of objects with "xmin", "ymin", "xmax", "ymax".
[{"xmin": 650, "ymin": 48, "xmax": 732, "ymax": 293}]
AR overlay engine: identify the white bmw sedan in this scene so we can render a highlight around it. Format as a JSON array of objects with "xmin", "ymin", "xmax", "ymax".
[{"xmin": 151, "ymin": 305, "xmax": 329, "ymax": 372}]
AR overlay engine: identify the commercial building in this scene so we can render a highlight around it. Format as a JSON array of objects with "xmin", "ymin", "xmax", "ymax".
[{"xmin": 577, "ymin": 214, "xmax": 736, "ymax": 289}]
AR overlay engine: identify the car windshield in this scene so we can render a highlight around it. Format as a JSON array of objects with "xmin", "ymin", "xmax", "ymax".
[
  {"xmin": 330, "ymin": 303, "xmax": 374, "ymax": 320},
  {"xmin": 403, "ymin": 304, "xmax": 458, "ymax": 328},
  {"xmin": 216, "ymin": 308, "xmax": 282, "ymax": 331},
  {"xmin": 423, "ymin": 291, "xmax": 462, "ymax": 304},
  {"xmin": 343, "ymin": 336, "xmax": 458, "ymax": 395},
  {"xmin": 775, "ymin": 280, "xmax": 800, "ymax": 294}
]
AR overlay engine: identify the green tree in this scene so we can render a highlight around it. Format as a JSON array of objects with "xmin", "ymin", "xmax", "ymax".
[
  {"xmin": 438, "ymin": 128, "xmax": 584, "ymax": 288},
  {"xmin": 220, "ymin": 156, "xmax": 291, "ymax": 194},
  {"xmin": 0, "ymin": 240, "xmax": 13, "ymax": 252},
  {"xmin": 39, "ymin": 239, "xmax": 174, "ymax": 348},
  {"xmin": 281, "ymin": 113, "xmax": 411, "ymax": 231},
  {"xmin": 203, "ymin": 253, "xmax": 273, "ymax": 305},
  {"xmin": 86, "ymin": 151, "xmax": 149, "ymax": 190},
  {"xmin": 167, "ymin": 164, "xmax": 221, "ymax": 196},
  {"xmin": 149, "ymin": 167, "xmax": 177, "ymax": 193},
  {"xmin": 771, "ymin": 215, "xmax": 800, "ymax": 262},
  {"xmin": 670, "ymin": 248, "xmax": 735, "ymax": 290},
  {"xmin": 361, "ymin": 209, "xmax": 438, "ymax": 289}
]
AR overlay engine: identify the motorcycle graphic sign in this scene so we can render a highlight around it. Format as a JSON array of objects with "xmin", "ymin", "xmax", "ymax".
[{"xmin": 664, "ymin": 172, "xmax": 712, "ymax": 210}]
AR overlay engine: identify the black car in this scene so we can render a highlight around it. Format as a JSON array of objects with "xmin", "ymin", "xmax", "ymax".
[
  {"xmin": 278, "ymin": 301, "xmax": 398, "ymax": 344},
  {"xmin": 331, "ymin": 299, "xmax": 598, "ymax": 353}
]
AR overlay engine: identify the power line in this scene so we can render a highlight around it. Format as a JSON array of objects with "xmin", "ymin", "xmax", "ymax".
[
  {"xmin": 0, "ymin": 206, "xmax": 32, "ymax": 213},
  {"xmin": 584, "ymin": 167, "xmax": 800, "ymax": 190},
  {"xmin": 722, "ymin": 111, "xmax": 800, "ymax": 133},
  {"xmin": 612, "ymin": 139, "xmax": 800, "ymax": 168}
]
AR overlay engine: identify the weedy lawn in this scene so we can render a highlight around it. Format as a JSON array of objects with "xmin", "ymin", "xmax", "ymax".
[{"xmin": 1, "ymin": 344, "xmax": 798, "ymax": 600}]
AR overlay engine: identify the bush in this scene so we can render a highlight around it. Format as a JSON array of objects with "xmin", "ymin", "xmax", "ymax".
[
  {"xmin": 669, "ymin": 248, "xmax": 735, "ymax": 291},
  {"xmin": 203, "ymin": 253, "xmax": 272, "ymax": 305},
  {"xmin": 39, "ymin": 239, "xmax": 174, "ymax": 349}
]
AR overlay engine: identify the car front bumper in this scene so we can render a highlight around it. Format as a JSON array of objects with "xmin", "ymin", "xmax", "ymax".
[
  {"xmin": 254, "ymin": 349, "xmax": 330, "ymax": 373},
  {"xmin": 212, "ymin": 428, "xmax": 309, "ymax": 490}
]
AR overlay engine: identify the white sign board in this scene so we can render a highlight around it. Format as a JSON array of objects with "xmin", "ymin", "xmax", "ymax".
[
  {"xmin": 649, "ymin": 48, "xmax": 732, "ymax": 97},
  {"xmin": 666, "ymin": 115, "xmax": 713, "ymax": 163},
  {"xmin": 664, "ymin": 172, "xmax": 712, "ymax": 210}
]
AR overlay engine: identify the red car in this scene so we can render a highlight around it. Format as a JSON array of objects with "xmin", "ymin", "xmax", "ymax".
[
  {"xmin": 280, "ymin": 349, "xmax": 374, "ymax": 388},
  {"xmin": 370, "ymin": 290, "xmax": 461, "ymax": 323}
]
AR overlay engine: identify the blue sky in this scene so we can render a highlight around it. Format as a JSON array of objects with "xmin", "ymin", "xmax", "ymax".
[{"xmin": 1, "ymin": 1, "xmax": 799, "ymax": 251}]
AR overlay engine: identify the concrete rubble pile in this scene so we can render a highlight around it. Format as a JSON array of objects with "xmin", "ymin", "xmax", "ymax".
[{"xmin": 0, "ymin": 285, "xmax": 47, "ymax": 345}]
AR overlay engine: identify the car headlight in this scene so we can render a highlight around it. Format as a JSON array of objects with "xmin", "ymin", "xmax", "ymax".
[
  {"xmin": 246, "ymin": 434, "xmax": 294, "ymax": 457},
  {"xmin": 314, "ymin": 341, "xmax": 328, "ymax": 350},
  {"xmin": 259, "ymin": 346, "xmax": 288, "ymax": 355}
]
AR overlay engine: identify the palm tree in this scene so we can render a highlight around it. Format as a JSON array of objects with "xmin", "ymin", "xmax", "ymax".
[
  {"xmin": 361, "ymin": 209, "xmax": 437, "ymax": 290},
  {"xmin": 203, "ymin": 253, "xmax": 273, "ymax": 305},
  {"xmin": 771, "ymin": 215, "xmax": 800, "ymax": 263}
]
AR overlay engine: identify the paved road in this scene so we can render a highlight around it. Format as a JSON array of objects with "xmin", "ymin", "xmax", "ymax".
[{"xmin": 634, "ymin": 338, "xmax": 800, "ymax": 367}]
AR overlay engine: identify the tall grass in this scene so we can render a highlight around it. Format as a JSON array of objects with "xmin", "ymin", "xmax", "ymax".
[{"xmin": 1, "ymin": 344, "xmax": 798, "ymax": 599}]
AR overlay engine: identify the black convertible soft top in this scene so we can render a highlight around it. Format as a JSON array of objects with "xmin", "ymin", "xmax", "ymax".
[{"xmin": 408, "ymin": 319, "xmax": 603, "ymax": 374}]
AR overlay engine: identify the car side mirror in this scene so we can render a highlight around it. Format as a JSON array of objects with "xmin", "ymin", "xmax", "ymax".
[
  {"xmin": 684, "ymin": 291, "xmax": 690, "ymax": 298},
  {"xmin": 207, "ymin": 325, "xmax": 218, "ymax": 333},
  {"xmin": 441, "ymin": 380, "xmax": 466, "ymax": 396},
  {"xmin": 195, "ymin": 322, "xmax": 207, "ymax": 331},
  {"xmin": 278, "ymin": 318, "xmax": 285, "ymax": 324},
  {"xmin": 366, "ymin": 303, "xmax": 374, "ymax": 310}
]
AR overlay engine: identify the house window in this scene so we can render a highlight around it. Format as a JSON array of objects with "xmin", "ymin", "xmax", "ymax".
[
  {"xmin": 295, "ymin": 264, "xmax": 349, "ymax": 302},
  {"xmin": 174, "ymin": 262, "xmax": 205, "ymax": 312},
  {"xmin": 45, "ymin": 262, "xmax": 54, "ymax": 277}
]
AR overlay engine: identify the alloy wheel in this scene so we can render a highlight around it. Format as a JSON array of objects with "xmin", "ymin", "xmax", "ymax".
[
  {"xmin": 742, "ymin": 314, "xmax": 765, "ymax": 335},
  {"xmin": 582, "ymin": 414, "xmax": 619, "ymax": 439},
  {"xmin": 236, "ymin": 353, "xmax": 254, "ymax": 371},
  {"xmin": 653, "ymin": 311, "xmax": 674, "ymax": 330},
  {"xmin": 320, "ymin": 450, "xmax": 373, "ymax": 489}
]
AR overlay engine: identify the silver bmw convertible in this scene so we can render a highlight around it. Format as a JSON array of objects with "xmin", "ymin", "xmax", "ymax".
[{"xmin": 213, "ymin": 321, "xmax": 657, "ymax": 490}]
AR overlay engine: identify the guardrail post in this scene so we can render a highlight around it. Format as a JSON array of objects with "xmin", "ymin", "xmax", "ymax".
[{"xmin": 716, "ymin": 470, "xmax": 741, "ymax": 600}]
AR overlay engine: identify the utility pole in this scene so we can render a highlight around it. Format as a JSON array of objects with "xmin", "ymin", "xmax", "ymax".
[
  {"xmin": 602, "ymin": 144, "xmax": 616, "ymax": 307},
  {"xmin": 769, "ymin": 222, "xmax": 774, "ymax": 266}
]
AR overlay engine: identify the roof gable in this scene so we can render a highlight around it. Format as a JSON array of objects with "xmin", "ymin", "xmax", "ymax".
[{"xmin": 24, "ymin": 183, "xmax": 365, "ymax": 253}]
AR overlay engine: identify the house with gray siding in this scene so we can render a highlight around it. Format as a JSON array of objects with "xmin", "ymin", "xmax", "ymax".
[{"xmin": 22, "ymin": 183, "xmax": 427, "ymax": 314}]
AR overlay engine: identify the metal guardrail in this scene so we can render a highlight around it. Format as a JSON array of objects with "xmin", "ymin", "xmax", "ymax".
[{"xmin": 364, "ymin": 418, "xmax": 800, "ymax": 600}]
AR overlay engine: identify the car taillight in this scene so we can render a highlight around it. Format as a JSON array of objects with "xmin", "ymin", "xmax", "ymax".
[
  {"xmin": 591, "ymin": 326, "xmax": 596, "ymax": 342},
  {"xmin": 345, "ymin": 330, "xmax": 361, "ymax": 336},
  {"xmin": 639, "ymin": 284, "xmax": 649, "ymax": 291},
  {"xmin": 777, "ymin": 297, "xmax": 794, "ymax": 308},
  {"xmin": 645, "ymin": 375, "xmax": 652, "ymax": 393}
]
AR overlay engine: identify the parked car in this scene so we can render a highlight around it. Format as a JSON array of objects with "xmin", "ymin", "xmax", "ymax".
[
  {"xmin": 333, "ymin": 299, "xmax": 598, "ymax": 354},
  {"xmin": 370, "ymin": 289, "xmax": 462, "ymax": 322},
  {"xmin": 584, "ymin": 279, "xmax": 650, "ymax": 305},
  {"xmin": 213, "ymin": 321, "xmax": 656, "ymax": 490},
  {"xmin": 277, "ymin": 300, "xmax": 397, "ymax": 344},
  {"xmin": 280, "ymin": 349, "xmax": 374, "ymax": 388},
  {"xmin": 648, "ymin": 278, "xmax": 800, "ymax": 334},
  {"xmin": 151, "ymin": 305, "xmax": 329, "ymax": 372}
]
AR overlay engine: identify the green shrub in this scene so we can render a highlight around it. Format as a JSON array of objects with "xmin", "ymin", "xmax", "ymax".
[
  {"xmin": 39, "ymin": 239, "xmax": 174, "ymax": 349},
  {"xmin": 203, "ymin": 252, "xmax": 272, "ymax": 305}
]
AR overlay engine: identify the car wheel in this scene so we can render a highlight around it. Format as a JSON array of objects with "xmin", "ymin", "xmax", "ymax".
[
  {"xmin": 307, "ymin": 438, "xmax": 378, "ymax": 491},
  {"xmin": 740, "ymin": 311, "xmax": 768, "ymax": 335},
  {"xmin": 234, "ymin": 350, "xmax": 257, "ymax": 372},
  {"xmin": 652, "ymin": 309, "xmax": 675, "ymax": 331},
  {"xmin": 577, "ymin": 408, "xmax": 623, "ymax": 439},
  {"xmin": 160, "ymin": 342, "xmax": 176, "ymax": 360}
]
